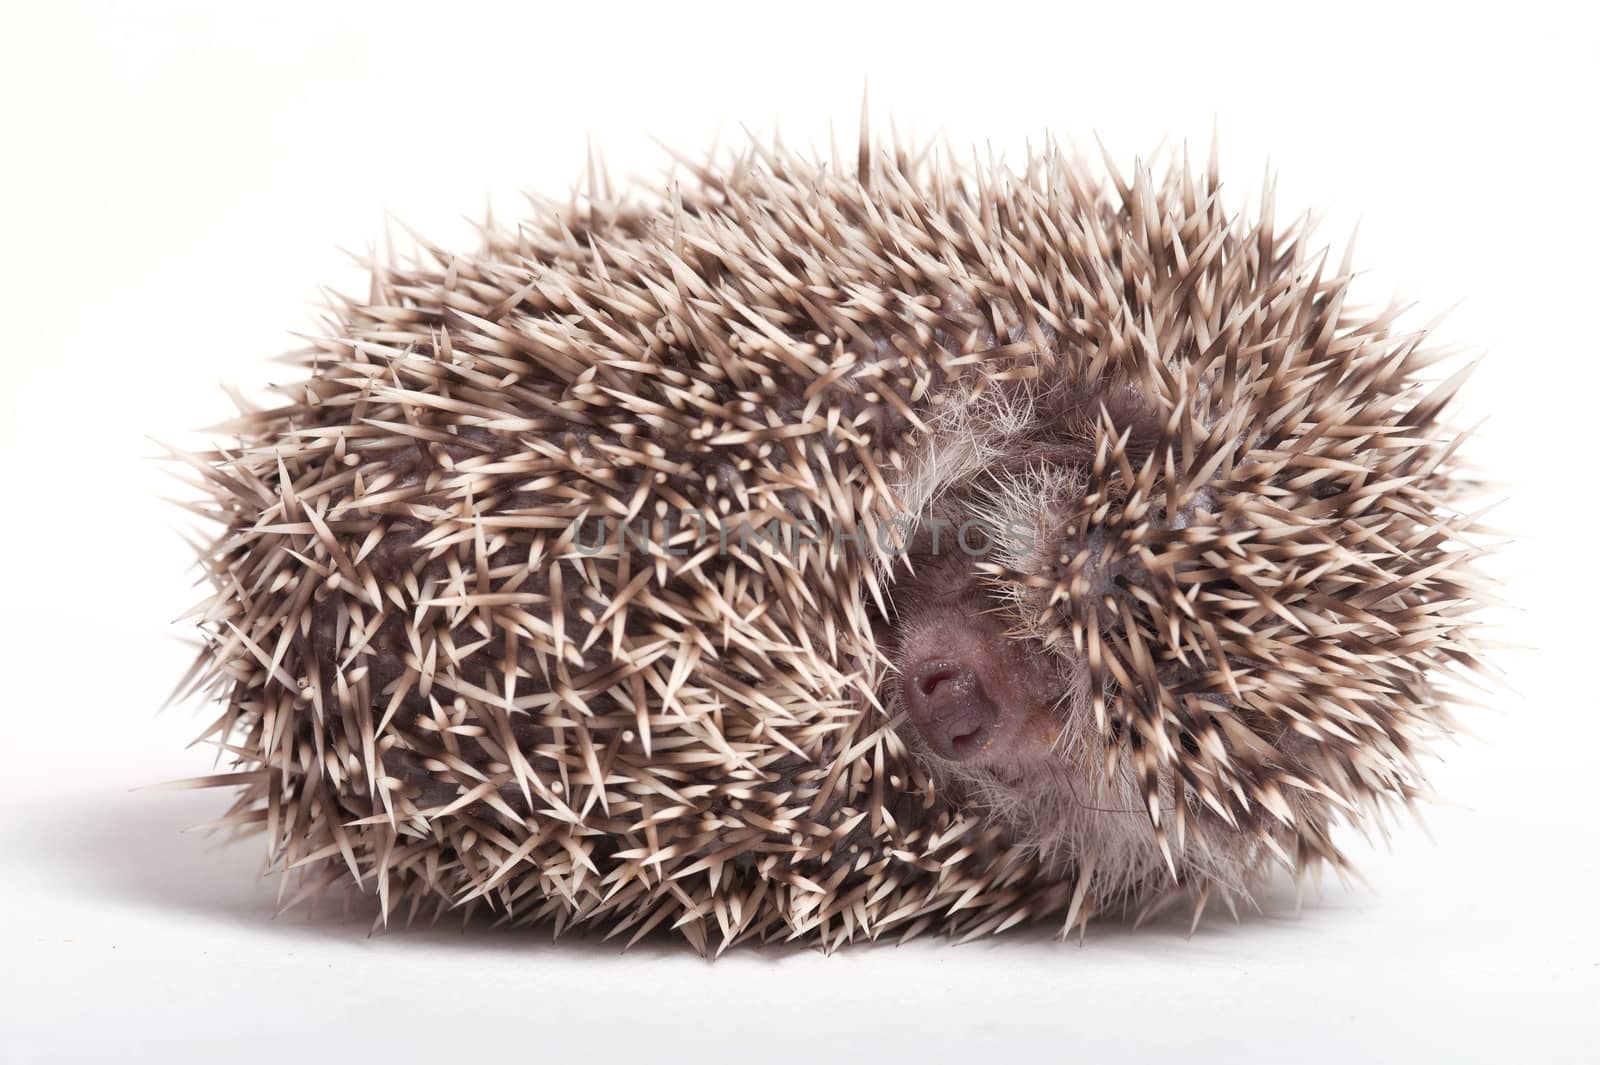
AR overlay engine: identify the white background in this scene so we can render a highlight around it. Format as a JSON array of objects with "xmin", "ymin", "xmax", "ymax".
[{"xmin": 2, "ymin": 2, "xmax": 1594, "ymax": 1062}]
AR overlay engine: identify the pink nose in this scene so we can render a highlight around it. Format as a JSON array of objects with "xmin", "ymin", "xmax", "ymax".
[{"xmin": 903, "ymin": 659, "xmax": 998, "ymax": 760}]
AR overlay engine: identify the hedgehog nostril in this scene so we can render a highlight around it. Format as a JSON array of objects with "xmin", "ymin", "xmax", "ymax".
[
  {"xmin": 948, "ymin": 720, "xmax": 984, "ymax": 752},
  {"xmin": 917, "ymin": 664, "xmax": 960, "ymax": 699}
]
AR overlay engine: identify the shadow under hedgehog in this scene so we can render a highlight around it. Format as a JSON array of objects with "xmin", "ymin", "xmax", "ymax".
[{"xmin": 176, "ymin": 128, "xmax": 1491, "ymax": 953}]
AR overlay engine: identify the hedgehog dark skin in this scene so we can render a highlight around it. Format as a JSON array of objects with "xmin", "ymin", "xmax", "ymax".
[{"xmin": 178, "ymin": 131, "xmax": 1490, "ymax": 952}]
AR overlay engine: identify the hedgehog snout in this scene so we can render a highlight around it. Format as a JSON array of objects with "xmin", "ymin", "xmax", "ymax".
[
  {"xmin": 904, "ymin": 659, "xmax": 998, "ymax": 760},
  {"xmin": 894, "ymin": 606, "xmax": 1060, "ymax": 766}
]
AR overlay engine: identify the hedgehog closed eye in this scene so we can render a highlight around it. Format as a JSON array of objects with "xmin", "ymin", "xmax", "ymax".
[{"xmin": 174, "ymin": 125, "xmax": 1493, "ymax": 954}]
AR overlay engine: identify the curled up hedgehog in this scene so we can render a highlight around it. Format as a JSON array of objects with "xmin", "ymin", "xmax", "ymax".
[{"xmin": 173, "ymin": 125, "xmax": 1492, "ymax": 953}]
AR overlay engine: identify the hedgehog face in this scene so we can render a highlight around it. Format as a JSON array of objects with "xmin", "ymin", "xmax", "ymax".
[
  {"xmin": 884, "ymin": 381, "xmax": 1258, "ymax": 880},
  {"xmin": 888, "ymin": 383, "xmax": 1157, "ymax": 755}
]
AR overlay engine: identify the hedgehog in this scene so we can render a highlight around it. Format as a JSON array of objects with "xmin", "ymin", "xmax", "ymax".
[{"xmin": 173, "ymin": 123, "xmax": 1492, "ymax": 953}]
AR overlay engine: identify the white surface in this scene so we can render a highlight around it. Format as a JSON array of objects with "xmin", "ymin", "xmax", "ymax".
[{"xmin": 1, "ymin": 2, "xmax": 1594, "ymax": 1062}]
